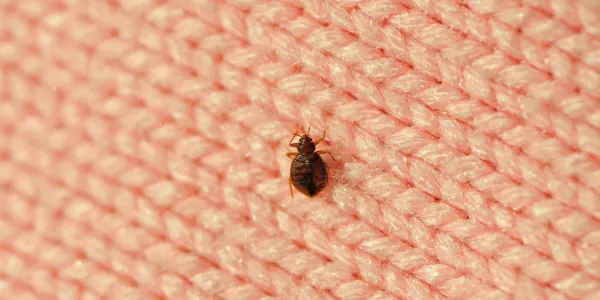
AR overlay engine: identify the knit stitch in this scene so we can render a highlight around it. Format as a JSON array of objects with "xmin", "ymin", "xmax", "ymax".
[{"xmin": 1, "ymin": 0, "xmax": 600, "ymax": 299}]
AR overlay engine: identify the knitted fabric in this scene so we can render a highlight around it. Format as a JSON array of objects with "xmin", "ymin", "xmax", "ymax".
[{"xmin": 2, "ymin": 0, "xmax": 600, "ymax": 299}]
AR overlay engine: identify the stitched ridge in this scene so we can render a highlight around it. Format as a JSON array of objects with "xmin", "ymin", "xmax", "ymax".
[
  {"xmin": 5, "ymin": 5, "xmax": 600, "ymax": 300},
  {"xmin": 2, "ymin": 1, "xmax": 600, "ymax": 299}
]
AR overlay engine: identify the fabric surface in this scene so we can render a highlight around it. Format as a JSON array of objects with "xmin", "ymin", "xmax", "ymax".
[{"xmin": 2, "ymin": 0, "xmax": 600, "ymax": 299}]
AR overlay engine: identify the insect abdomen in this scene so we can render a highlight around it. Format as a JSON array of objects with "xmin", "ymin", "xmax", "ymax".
[{"xmin": 290, "ymin": 154, "xmax": 328, "ymax": 196}]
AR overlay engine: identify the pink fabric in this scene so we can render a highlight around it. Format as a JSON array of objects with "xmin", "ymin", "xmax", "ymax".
[{"xmin": 2, "ymin": 0, "xmax": 600, "ymax": 299}]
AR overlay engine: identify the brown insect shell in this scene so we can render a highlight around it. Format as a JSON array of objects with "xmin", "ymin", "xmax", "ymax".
[
  {"xmin": 289, "ymin": 134, "xmax": 329, "ymax": 197},
  {"xmin": 297, "ymin": 135, "xmax": 316, "ymax": 154}
]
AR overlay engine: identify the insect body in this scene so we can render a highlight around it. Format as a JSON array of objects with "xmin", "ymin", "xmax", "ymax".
[{"xmin": 287, "ymin": 127, "xmax": 334, "ymax": 198}]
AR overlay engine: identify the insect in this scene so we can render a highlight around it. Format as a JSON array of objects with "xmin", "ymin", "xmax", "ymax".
[{"xmin": 287, "ymin": 126, "xmax": 334, "ymax": 198}]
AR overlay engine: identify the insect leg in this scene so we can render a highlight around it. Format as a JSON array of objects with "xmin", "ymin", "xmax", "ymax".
[
  {"xmin": 289, "ymin": 177, "xmax": 294, "ymax": 199},
  {"xmin": 288, "ymin": 132, "xmax": 302, "ymax": 147},
  {"xmin": 315, "ymin": 129, "xmax": 327, "ymax": 145},
  {"xmin": 286, "ymin": 152, "xmax": 299, "ymax": 160},
  {"xmin": 316, "ymin": 150, "xmax": 336, "ymax": 161}
]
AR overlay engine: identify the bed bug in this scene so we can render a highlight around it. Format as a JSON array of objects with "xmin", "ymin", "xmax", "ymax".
[{"xmin": 287, "ymin": 126, "xmax": 334, "ymax": 198}]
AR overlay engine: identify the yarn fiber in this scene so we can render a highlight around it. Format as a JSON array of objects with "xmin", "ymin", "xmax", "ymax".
[{"xmin": 1, "ymin": 0, "xmax": 600, "ymax": 299}]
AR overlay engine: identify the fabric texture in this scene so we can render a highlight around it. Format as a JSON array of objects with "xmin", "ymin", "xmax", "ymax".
[{"xmin": 2, "ymin": 0, "xmax": 600, "ymax": 299}]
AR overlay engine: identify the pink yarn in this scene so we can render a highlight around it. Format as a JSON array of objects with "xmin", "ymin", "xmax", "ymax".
[{"xmin": 2, "ymin": 0, "xmax": 600, "ymax": 299}]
